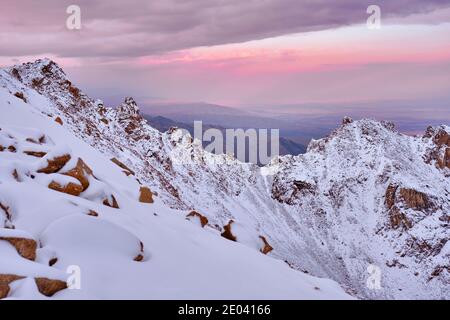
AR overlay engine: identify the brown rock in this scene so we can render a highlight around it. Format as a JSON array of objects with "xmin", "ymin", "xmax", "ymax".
[
  {"xmin": 103, "ymin": 195, "xmax": 119, "ymax": 209},
  {"xmin": 0, "ymin": 284, "xmax": 9, "ymax": 299},
  {"xmin": 221, "ymin": 220, "xmax": 237, "ymax": 242},
  {"xmin": 389, "ymin": 206, "xmax": 412, "ymax": 230},
  {"xmin": 49, "ymin": 258, "xmax": 58, "ymax": 266},
  {"xmin": 55, "ymin": 117, "xmax": 63, "ymax": 125},
  {"xmin": 0, "ymin": 202, "xmax": 12, "ymax": 220},
  {"xmin": 444, "ymin": 148, "xmax": 450, "ymax": 169},
  {"xmin": 0, "ymin": 274, "xmax": 25, "ymax": 299},
  {"xmin": 186, "ymin": 211, "xmax": 209, "ymax": 228},
  {"xmin": 399, "ymin": 188, "xmax": 430, "ymax": 210},
  {"xmin": 0, "ymin": 237, "xmax": 37, "ymax": 261},
  {"xmin": 14, "ymin": 92, "xmax": 27, "ymax": 103},
  {"xmin": 433, "ymin": 130, "xmax": 450, "ymax": 146},
  {"xmin": 37, "ymin": 154, "xmax": 71, "ymax": 174},
  {"xmin": 35, "ymin": 277, "xmax": 67, "ymax": 297},
  {"xmin": 48, "ymin": 180, "xmax": 83, "ymax": 196},
  {"xmin": 110, "ymin": 158, "xmax": 135, "ymax": 176},
  {"xmin": 385, "ymin": 184, "xmax": 398, "ymax": 209},
  {"xmin": 259, "ymin": 236, "xmax": 273, "ymax": 254},
  {"xmin": 342, "ymin": 116, "xmax": 353, "ymax": 125},
  {"xmin": 62, "ymin": 158, "xmax": 93, "ymax": 190},
  {"xmin": 138, "ymin": 186, "xmax": 154, "ymax": 204},
  {"xmin": 87, "ymin": 210, "xmax": 99, "ymax": 217},
  {"xmin": 134, "ymin": 254, "xmax": 144, "ymax": 262},
  {"xmin": 12, "ymin": 169, "xmax": 19, "ymax": 181},
  {"xmin": 23, "ymin": 150, "xmax": 47, "ymax": 158}
]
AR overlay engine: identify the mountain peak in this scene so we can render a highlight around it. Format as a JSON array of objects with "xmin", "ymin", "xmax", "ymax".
[{"xmin": 117, "ymin": 97, "xmax": 140, "ymax": 117}]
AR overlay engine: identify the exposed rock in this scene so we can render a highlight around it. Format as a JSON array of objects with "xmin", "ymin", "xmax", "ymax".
[
  {"xmin": 389, "ymin": 206, "xmax": 412, "ymax": 230},
  {"xmin": 186, "ymin": 211, "xmax": 209, "ymax": 227},
  {"xmin": 103, "ymin": 195, "xmax": 119, "ymax": 209},
  {"xmin": 62, "ymin": 158, "xmax": 93, "ymax": 190},
  {"xmin": 221, "ymin": 220, "xmax": 237, "ymax": 242},
  {"xmin": 48, "ymin": 180, "xmax": 83, "ymax": 196},
  {"xmin": 139, "ymin": 186, "xmax": 154, "ymax": 204},
  {"xmin": 49, "ymin": 258, "xmax": 58, "ymax": 266},
  {"xmin": 34, "ymin": 277, "xmax": 67, "ymax": 297},
  {"xmin": 37, "ymin": 154, "xmax": 71, "ymax": 174},
  {"xmin": 0, "ymin": 202, "xmax": 12, "ymax": 221},
  {"xmin": 87, "ymin": 210, "xmax": 99, "ymax": 217},
  {"xmin": 0, "ymin": 237, "xmax": 37, "ymax": 260},
  {"xmin": 433, "ymin": 129, "xmax": 450, "ymax": 147},
  {"xmin": 0, "ymin": 274, "xmax": 24, "ymax": 299},
  {"xmin": 293, "ymin": 180, "xmax": 314, "ymax": 192},
  {"xmin": 55, "ymin": 117, "xmax": 63, "ymax": 125},
  {"xmin": 110, "ymin": 157, "xmax": 135, "ymax": 176},
  {"xmin": 12, "ymin": 169, "xmax": 19, "ymax": 181},
  {"xmin": 399, "ymin": 188, "xmax": 431, "ymax": 210},
  {"xmin": 342, "ymin": 116, "xmax": 353, "ymax": 125},
  {"xmin": 444, "ymin": 148, "xmax": 450, "ymax": 169},
  {"xmin": 14, "ymin": 92, "xmax": 27, "ymax": 103},
  {"xmin": 23, "ymin": 150, "xmax": 47, "ymax": 158},
  {"xmin": 385, "ymin": 184, "xmax": 398, "ymax": 209},
  {"xmin": 259, "ymin": 236, "xmax": 273, "ymax": 254}
]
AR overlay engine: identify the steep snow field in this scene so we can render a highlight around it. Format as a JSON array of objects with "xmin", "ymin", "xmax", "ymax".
[
  {"xmin": 1, "ymin": 59, "xmax": 448, "ymax": 300},
  {"xmin": 0, "ymin": 79, "xmax": 351, "ymax": 299}
]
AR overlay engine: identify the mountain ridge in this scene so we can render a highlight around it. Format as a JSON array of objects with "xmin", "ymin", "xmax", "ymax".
[{"xmin": 1, "ymin": 58, "xmax": 448, "ymax": 299}]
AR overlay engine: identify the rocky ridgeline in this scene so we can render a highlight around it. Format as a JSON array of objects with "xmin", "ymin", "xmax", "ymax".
[{"xmin": 2, "ymin": 59, "xmax": 448, "ymax": 299}]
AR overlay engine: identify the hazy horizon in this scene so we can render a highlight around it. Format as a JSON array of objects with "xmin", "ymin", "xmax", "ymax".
[{"xmin": 1, "ymin": 0, "xmax": 449, "ymax": 128}]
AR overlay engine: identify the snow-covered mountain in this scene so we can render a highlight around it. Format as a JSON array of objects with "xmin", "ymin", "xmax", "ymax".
[{"xmin": 1, "ymin": 59, "xmax": 448, "ymax": 299}]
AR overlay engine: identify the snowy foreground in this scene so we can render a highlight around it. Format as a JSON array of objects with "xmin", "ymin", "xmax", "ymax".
[
  {"xmin": 0, "ymin": 59, "xmax": 448, "ymax": 300},
  {"xmin": 0, "ymin": 60, "xmax": 352, "ymax": 300}
]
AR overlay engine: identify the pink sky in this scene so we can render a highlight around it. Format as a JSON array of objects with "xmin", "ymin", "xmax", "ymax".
[{"xmin": 1, "ymin": 1, "xmax": 450, "ymax": 108}]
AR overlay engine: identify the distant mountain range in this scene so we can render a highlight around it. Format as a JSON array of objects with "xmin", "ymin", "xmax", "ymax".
[{"xmin": 143, "ymin": 114, "xmax": 307, "ymax": 159}]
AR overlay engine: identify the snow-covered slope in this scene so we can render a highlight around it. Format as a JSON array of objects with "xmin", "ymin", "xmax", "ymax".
[
  {"xmin": 1, "ymin": 59, "xmax": 448, "ymax": 299},
  {"xmin": 0, "ymin": 60, "xmax": 351, "ymax": 300}
]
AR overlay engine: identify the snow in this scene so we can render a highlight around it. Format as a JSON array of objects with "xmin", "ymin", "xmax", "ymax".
[
  {"xmin": 1, "ymin": 58, "xmax": 448, "ymax": 300},
  {"xmin": 0, "ymin": 60, "xmax": 352, "ymax": 299}
]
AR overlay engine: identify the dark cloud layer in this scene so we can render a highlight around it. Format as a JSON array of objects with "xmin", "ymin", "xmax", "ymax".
[{"xmin": 1, "ymin": 0, "xmax": 450, "ymax": 58}]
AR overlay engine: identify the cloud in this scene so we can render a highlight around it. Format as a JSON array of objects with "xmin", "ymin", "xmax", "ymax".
[{"xmin": 1, "ymin": 0, "xmax": 449, "ymax": 58}]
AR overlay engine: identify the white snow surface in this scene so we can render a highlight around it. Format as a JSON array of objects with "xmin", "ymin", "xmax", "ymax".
[
  {"xmin": 1, "ymin": 58, "xmax": 449, "ymax": 299},
  {"xmin": 0, "ymin": 60, "xmax": 351, "ymax": 300}
]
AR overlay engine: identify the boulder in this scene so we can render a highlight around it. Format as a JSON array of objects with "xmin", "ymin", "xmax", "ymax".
[
  {"xmin": 0, "ymin": 237, "xmax": 37, "ymax": 260},
  {"xmin": 186, "ymin": 211, "xmax": 208, "ymax": 228},
  {"xmin": 138, "ymin": 186, "xmax": 154, "ymax": 204},
  {"xmin": 55, "ymin": 117, "xmax": 63, "ymax": 125},
  {"xmin": 35, "ymin": 277, "xmax": 67, "ymax": 297},
  {"xmin": 259, "ymin": 236, "xmax": 273, "ymax": 254},
  {"xmin": 221, "ymin": 220, "xmax": 237, "ymax": 242},
  {"xmin": 110, "ymin": 158, "xmax": 135, "ymax": 176},
  {"xmin": 37, "ymin": 154, "xmax": 71, "ymax": 174},
  {"xmin": 103, "ymin": 195, "xmax": 119, "ymax": 209},
  {"xmin": 63, "ymin": 158, "xmax": 93, "ymax": 190},
  {"xmin": 48, "ymin": 180, "xmax": 83, "ymax": 196},
  {"xmin": 0, "ymin": 274, "xmax": 25, "ymax": 299},
  {"xmin": 23, "ymin": 150, "xmax": 47, "ymax": 158}
]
